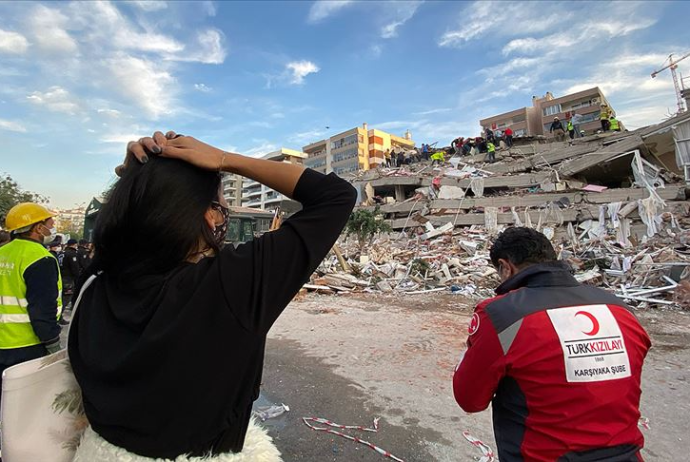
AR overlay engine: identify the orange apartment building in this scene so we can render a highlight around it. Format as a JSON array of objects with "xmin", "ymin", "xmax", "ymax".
[
  {"xmin": 480, "ymin": 87, "xmax": 616, "ymax": 138},
  {"xmin": 302, "ymin": 123, "xmax": 414, "ymax": 175}
]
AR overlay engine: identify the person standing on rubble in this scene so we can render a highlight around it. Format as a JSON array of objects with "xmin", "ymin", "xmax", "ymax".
[
  {"xmin": 600, "ymin": 104, "xmax": 611, "ymax": 132},
  {"xmin": 453, "ymin": 227, "xmax": 651, "ymax": 462},
  {"xmin": 68, "ymin": 131, "xmax": 357, "ymax": 461},
  {"xmin": 549, "ymin": 117, "xmax": 566, "ymax": 142},
  {"xmin": 571, "ymin": 111, "xmax": 584, "ymax": 138},
  {"xmin": 504, "ymin": 127, "xmax": 513, "ymax": 148},
  {"xmin": 610, "ymin": 115, "xmax": 621, "ymax": 132},
  {"xmin": 486, "ymin": 140, "xmax": 496, "ymax": 163},
  {"xmin": 567, "ymin": 117, "xmax": 575, "ymax": 141}
]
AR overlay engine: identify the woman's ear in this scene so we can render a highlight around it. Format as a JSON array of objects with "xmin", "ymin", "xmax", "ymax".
[{"xmin": 204, "ymin": 207, "xmax": 217, "ymax": 230}]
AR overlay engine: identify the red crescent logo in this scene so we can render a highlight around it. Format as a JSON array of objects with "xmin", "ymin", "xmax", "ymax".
[
  {"xmin": 468, "ymin": 313, "xmax": 480, "ymax": 335},
  {"xmin": 575, "ymin": 311, "xmax": 600, "ymax": 336}
]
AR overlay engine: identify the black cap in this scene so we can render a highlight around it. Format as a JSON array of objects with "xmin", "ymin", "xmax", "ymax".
[{"xmin": 67, "ymin": 238, "xmax": 78, "ymax": 245}]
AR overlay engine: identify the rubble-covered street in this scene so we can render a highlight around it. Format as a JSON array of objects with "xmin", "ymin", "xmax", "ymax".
[{"xmin": 260, "ymin": 292, "xmax": 690, "ymax": 461}]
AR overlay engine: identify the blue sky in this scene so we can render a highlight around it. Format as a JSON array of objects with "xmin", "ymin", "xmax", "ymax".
[{"xmin": 1, "ymin": 0, "xmax": 689, "ymax": 208}]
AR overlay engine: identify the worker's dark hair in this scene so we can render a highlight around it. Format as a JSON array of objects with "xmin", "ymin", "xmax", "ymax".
[
  {"xmin": 91, "ymin": 156, "xmax": 221, "ymax": 288},
  {"xmin": 489, "ymin": 227, "xmax": 557, "ymax": 268}
]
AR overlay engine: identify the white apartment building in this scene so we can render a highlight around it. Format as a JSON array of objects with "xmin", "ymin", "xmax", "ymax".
[{"xmin": 241, "ymin": 148, "xmax": 306, "ymax": 211}]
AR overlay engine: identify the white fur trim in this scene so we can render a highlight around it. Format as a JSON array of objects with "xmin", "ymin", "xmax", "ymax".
[{"xmin": 73, "ymin": 418, "xmax": 282, "ymax": 462}]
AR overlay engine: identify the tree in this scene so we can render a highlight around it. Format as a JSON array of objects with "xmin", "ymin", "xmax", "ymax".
[
  {"xmin": 0, "ymin": 173, "xmax": 48, "ymax": 226},
  {"xmin": 345, "ymin": 207, "xmax": 392, "ymax": 251}
]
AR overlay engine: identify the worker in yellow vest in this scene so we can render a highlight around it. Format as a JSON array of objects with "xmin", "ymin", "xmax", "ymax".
[
  {"xmin": 0, "ymin": 203, "xmax": 63, "ymax": 392},
  {"xmin": 487, "ymin": 141, "xmax": 496, "ymax": 163},
  {"xmin": 600, "ymin": 105, "xmax": 611, "ymax": 132},
  {"xmin": 430, "ymin": 150, "xmax": 445, "ymax": 166},
  {"xmin": 609, "ymin": 115, "xmax": 621, "ymax": 132}
]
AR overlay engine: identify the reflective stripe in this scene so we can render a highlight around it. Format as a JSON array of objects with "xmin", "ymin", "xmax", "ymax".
[
  {"xmin": 0, "ymin": 313, "xmax": 31, "ymax": 323},
  {"xmin": 0, "ymin": 295, "xmax": 28, "ymax": 307}
]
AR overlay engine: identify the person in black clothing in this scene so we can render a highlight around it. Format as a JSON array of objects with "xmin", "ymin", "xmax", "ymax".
[
  {"xmin": 68, "ymin": 131, "xmax": 357, "ymax": 461},
  {"xmin": 549, "ymin": 117, "xmax": 566, "ymax": 142},
  {"xmin": 61, "ymin": 238, "xmax": 81, "ymax": 311},
  {"xmin": 77, "ymin": 238, "xmax": 92, "ymax": 275}
]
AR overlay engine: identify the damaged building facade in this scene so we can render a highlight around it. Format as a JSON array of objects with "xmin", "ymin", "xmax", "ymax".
[
  {"xmin": 480, "ymin": 87, "xmax": 616, "ymax": 137},
  {"xmin": 310, "ymin": 112, "xmax": 690, "ymax": 308}
]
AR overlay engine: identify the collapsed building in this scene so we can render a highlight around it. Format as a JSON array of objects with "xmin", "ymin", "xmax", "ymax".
[{"xmin": 306, "ymin": 112, "xmax": 690, "ymax": 309}]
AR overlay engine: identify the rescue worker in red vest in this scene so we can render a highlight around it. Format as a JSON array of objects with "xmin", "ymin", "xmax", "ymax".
[
  {"xmin": 0, "ymin": 203, "xmax": 63, "ymax": 392},
  {"xmin": 453, "ymin": 227, "xmax": 650, "ymax": 461}
]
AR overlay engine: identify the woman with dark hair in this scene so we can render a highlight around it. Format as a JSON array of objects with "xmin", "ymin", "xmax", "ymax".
[{"xmin": 69, "ymin": 131, "xmax": 357, "ymax": 461}]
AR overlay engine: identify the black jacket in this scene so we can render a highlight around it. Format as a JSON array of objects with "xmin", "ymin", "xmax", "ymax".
[
  {"xmin": 550, "ymin": 120, "xmax": 564, "ymax": 132},
  {"xmin": 61, "ymin": 246, "xmax": 81, "ymax": 283},
  {"xmin": 69, "ymin": 170, "xmax": 357, "ymax": 459}
]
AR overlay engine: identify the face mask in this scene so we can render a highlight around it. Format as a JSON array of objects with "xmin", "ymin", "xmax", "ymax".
[
  {"xmin": 41, "ymin": 223, "xmax": 57, "ymax": 245},
  {"xmin": 210, "ymin": 202, "xmax": 231, "ymax": 248}
]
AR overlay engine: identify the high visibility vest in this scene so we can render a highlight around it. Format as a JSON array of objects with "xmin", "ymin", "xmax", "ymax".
[
  {"xmin": 567, "ymin": 121, "xmax": 574, "ymax": 131},
  {"xmin": 431, "ymin": 152, "xmax": 445, "ymax": 161},
  {"xmin": 487, "ymin": 143, "xmax": 495, "ymax": 153},
  {"xmin": 600, "ymin": 109, "xmax": 609, "ymax": 120},
  {"xmin": 609, "ymin": 118, "xmax": 620, "ymax": 131},
  {"xmin": 0, "ymin": 239, "xmax": 62, "ymax": 349}
]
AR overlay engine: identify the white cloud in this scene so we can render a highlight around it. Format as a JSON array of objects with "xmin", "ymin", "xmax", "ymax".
[
  {"xmin": 288, "ymin": 129, "xmax": 327, "ymax": 144},
  {"xmin": 27, "ymin": 86, "xmax": 81, "ymax": 114},
  {"xmin": 106, "ymin": 55, "xmax": 175, "ymax": 119},
  {"xmin": 438, "ymin": 1, "xmax": 574, "ymax": 48},
  {"xmin": 243, "ymin": 141, "xmax": 279, "ymax": 158},
  {"xmin": 166, "ymin": 29, "xmax": 226, "ymax": 64},
  {"xmin": 308, "ymin": 0, "xmax": 354, "ymax": 23},
  {"xmin": 201, "ymin": 1, "xmax": 217, "ymax": 17},
  {"xmin": 380, "ymin": 1, "xmax": 422, "ymax": 39},
  {"xmin": 97, "ymin": 108, "xmax": 122, "ymax": 118},
  {"xmin": 129, "ymin": 1, "xmax": 168, "ymax": 12},
  {"xmin": 413, "ymin": 108, "xmax": 452, "ymax": 116},
  {"xmin": 194, "ymin": 83, "xmax": 212, "ymax": 93},
  {"xmin": 71, "ymin": 2, "xmax": 183, "ymax": 54},
  {"xmin": 369, "ymin": 44, "xmax": 383, "ymax": 58},
  {"xmin": 28, "ymin": 5, "xmax": 78, "ymax": 53},
  {"xmin": 0, "ymin": 29, "xmax": 29, "ymax": 54},
  {"xmin": 286, "ymin": 60, "xmax": 320, "ymax": 85},
  {"xmin": 0, "ymin": 118, "xmax": 28, "ymax": 133}
]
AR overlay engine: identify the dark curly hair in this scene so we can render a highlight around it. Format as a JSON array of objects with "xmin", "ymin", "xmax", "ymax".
[{"xmin": 489, "ymin": 227, "xmax": 557, "ymax": 268}]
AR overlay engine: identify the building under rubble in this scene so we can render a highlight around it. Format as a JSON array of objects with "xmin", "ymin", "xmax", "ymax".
[{"xmin": 352, "ymin": 111, "xmax": 690, "ymax": 243}]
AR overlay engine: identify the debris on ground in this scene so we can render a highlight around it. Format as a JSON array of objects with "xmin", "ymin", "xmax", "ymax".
[
  {"xmin": 304, "ymin": 114, "xmax": 690, "ymax": 310},
  {"xmin": 254, "ymin": 404, "xmax": 290, "ymax": 421},
  {"xmin": 302, "ymin": 417, "xmax": 405, "ymax": 462}
]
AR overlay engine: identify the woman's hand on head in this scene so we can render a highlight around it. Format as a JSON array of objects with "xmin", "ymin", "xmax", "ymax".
[
  {"xmin": 160, "ymin": 135, "xmax": 229, "ymax": 171},
  {"xmin": 115, "ymin": 131, "xmax": 169, "ymax": 176}
]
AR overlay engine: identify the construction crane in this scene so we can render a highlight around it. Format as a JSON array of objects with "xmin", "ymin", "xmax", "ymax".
[{"xmin": 651, "ymin": 52, "xmax": 690, "ymax": 114}]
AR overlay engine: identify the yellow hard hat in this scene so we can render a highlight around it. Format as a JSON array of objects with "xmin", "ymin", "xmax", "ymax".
[{"xmin": 4, "ymin": 203, "xmax": 55, "ymax": 232}]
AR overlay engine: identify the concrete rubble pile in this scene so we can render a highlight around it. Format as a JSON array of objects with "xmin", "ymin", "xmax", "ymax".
[{"xmin": 305, "ymin": 113, "xmax": 690, "ymax": 309}]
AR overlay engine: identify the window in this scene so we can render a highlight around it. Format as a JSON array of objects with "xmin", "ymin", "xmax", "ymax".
[
  {"xmin": 333, "ymin": 147, "xmax": 358, "ymax": 163},
  {"xmin": 512, "ymin": 114, "xmax": 526, "ymax": 123},
  {"xmin": 330, "ymin": 134, "xmax": 358, "ymax": 150},
  {"xmin": 542, "ymin": 104, "xmax": 562, "ymax": 117},
  {"xmin": 579, "ymin": 111, "xmax": 600, "ymax": 123},
  {"xmin": 570, "ymin": 99, "xmax": 593, "ymax": 110},
  {"xmin": 305, "ymin": 159, "xmax": 326, "ymax": 169},
  {"xmin": 514, "ymin": 129, "xmax": 526, "ymax": 136}
]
